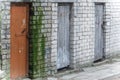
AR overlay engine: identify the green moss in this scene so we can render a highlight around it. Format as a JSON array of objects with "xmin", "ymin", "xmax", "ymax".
[{"xmin": 29, "ymin": 3, "xmax": 46, "ymax": 79}]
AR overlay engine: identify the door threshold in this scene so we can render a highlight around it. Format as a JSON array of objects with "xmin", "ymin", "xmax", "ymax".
[
  {"xmin": 55, "ymin": 67, "xmax": 83, "ymax": 77},
  {"xmin": 93, "ymin": 59, "xmax": 109, "ymax": 66},
  {"xmin": 94, "ymin": 58, "xmax": 105, "ymax": 63},
  {"xmin": 57, "ymin": 66, "xmax": 71, "ymax": 72}
]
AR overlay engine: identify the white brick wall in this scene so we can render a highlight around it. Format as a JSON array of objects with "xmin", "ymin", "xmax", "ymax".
[
  {"xmin": 1, "ymin": 0, "xmax": 120, "ymax": 78},
  {"xmin": 108, "ymin": 2, "xmax": 120, "ymax": 56}
]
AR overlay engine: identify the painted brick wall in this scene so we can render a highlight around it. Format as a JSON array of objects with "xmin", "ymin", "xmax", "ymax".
[
  {"xmin": 29, "ymin": 2, "xmax": 52, "ymax": 78},
  {"xmin": 1, "ymin": 0, "xmax": 120, "ymax": 79},
  {"xmin": 109, "ymin": 1, "xmax": 120, "ymax": 57}
]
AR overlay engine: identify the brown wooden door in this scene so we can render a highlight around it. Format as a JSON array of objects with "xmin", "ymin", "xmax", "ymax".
[{"xmin": 10, "ymin": 3, "xmax": 29, "ymax": 79}]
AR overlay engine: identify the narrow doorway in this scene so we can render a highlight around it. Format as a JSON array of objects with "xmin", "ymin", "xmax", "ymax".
[
  {"xmin": 57, "ymin": 3, "xmax": 71, "ymax": 69},
  {"xmin": 10, "ymin": 3, "xmax": 29, "ymax": 79},
  {"xmin": 95, "ymin": 3, "xmax": 105, "ymax": 62}
]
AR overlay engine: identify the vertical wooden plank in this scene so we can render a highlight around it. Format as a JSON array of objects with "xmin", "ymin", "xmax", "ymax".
[
  {"xmin": 64, "ymin": 5, "xmax": 70, "ymax": 68},
  {"xmin": 57, "ymin": 5, "xmax": 63, "ymax": 69},
  {"xmin": 95, "ymin": 5, "xmax": 99, "ymax": 61},
  {"xmin": 57, "ymin": 4, "xmax": 70, "ymax": 69},
  {"xmin": 100, "ymin": 5, "xmax": 104, "ymax": 57},
  {"xmin": 95, "ymin": 4, "xmax": 104, "ymax": 61}
]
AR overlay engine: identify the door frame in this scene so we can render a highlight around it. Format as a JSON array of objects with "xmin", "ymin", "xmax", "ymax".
[
  {"xmin": 10, "ymin": 2, "xmax": 30, "ymax": 79},
  {"xmin": 94, "ymin": 3, "xmax": 106, "ymax": 62}
]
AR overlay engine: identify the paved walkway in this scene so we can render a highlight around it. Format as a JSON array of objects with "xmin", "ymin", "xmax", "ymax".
[
  {"xmin": 102, "ymin": 74, "xmax": 120, "ymax": 80},
  {"xmin": 48, "ymin": 56, "xmax": 120, "ymax": 80},
  {"xmin": 1, "ymin": 56, "xmax": 120, "ymax": 80}
]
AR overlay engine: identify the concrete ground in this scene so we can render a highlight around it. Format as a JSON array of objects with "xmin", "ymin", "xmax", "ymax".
[
  {"xmin": 1, "ymin": 55, "xmax": 120, "ymax": 80},
  {"xmin": 48, "ymin": 56, "xmax": 120, "ymax": 80},
  {"xmin": 102, "ymin": 74, "xmax": 120, "ymax": 80}
]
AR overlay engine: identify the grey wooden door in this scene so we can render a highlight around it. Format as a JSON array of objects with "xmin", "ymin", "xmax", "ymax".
[
  {"xmin": 95, "ymin": 4, "xmax": 104, "ymax": 61},
  {"xmin": 57, "ymin": 4, "xmax": 70, "ymax": 69}
]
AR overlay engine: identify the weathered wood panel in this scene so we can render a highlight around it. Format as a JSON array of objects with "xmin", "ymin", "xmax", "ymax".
[
  {"xmin": 95, "ymin": 4, "xmax": 104, "ymax": 61},
  {"xmin": 57, "ymin": 4, "xmax": 70, "ymax": 69}
]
